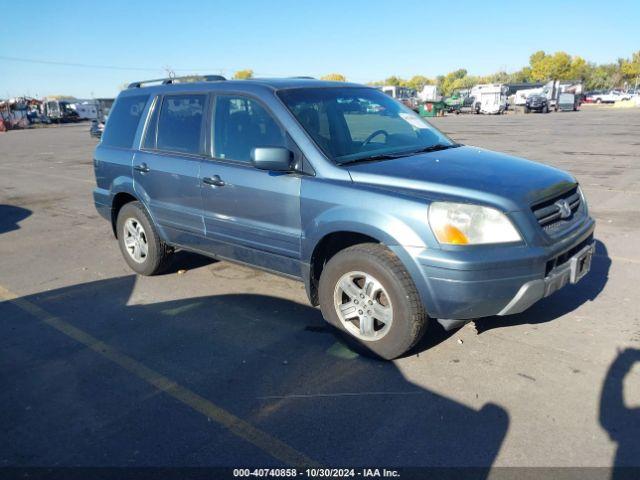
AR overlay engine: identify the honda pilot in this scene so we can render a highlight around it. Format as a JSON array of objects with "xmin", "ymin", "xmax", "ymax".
[{"xmin": 93, "ymin": 76, "xmax": 595, "ymax": 359}]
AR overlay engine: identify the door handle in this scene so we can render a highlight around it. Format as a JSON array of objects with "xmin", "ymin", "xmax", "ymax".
[
  {"xmin": 202, "ymin": 175, "xmax": 225, "ymax": 187},
  {"xmin": 134, "ymin": 163, "xmax": 150, "ymax": 173}
]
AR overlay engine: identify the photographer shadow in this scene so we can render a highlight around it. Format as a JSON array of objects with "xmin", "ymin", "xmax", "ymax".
[{"xmin": 600, "ymin": 348, "xmax": 640, "ymax": 477}]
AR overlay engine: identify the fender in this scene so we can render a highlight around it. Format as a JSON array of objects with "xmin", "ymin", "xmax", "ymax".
[{"xmin": 302, "ymin": 206, "xmax": 438, "ymax": 315}]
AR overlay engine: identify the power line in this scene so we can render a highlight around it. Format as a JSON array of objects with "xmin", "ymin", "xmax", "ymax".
[
  {"xmin": 0, "ymin": 54, "xmax": 373, "ymax": 84},
  {"xmin": 0, "ymin": 55, "xmax": 163, "ymax": 72},
  {"xmin": 0, "ymin": 55, "xmax": 258, "ymax": 75}
]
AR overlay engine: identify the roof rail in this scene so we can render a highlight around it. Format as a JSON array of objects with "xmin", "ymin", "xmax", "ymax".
[
  {"xmin": 127, "ymin": 74, "xmax": 226, "ymax": 89},
  {"xmin": 289, "ymin": 76, "xmax": 315, "ymax": 79}
]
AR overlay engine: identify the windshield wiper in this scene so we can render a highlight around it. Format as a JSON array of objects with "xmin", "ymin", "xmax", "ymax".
[
  {"xmin": 340, "ymin": 143, "xmax": 462, "ymax": 166},
  {"xmin": 408, "ymin": 143, "xmax": 462, "ymax": 154},
  {"xmin": 341, "ymin": 151, "xmax": 413, "ymax": 165}
]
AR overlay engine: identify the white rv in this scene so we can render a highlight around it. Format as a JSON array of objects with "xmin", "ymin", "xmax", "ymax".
[
  {"xmin": 469, "ymin": 84, "xmax": 507, "ymax": 114},
  {"xmin": 72, "ymin": 102, "xmax": 99, "ymax": 120}
]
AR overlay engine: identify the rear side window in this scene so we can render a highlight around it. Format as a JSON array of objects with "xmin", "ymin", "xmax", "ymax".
[
  {"xmin": 101, "ymin": 95, "xmax": 148, "ymax": 148},
  {"xmin": 156, "ymin": 94, "xmax": 205, "ymax": 155}
]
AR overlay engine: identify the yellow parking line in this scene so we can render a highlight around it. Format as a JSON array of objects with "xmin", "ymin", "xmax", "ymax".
[{"xmin": 0, "ymin": 284, "xmax": 318, "ymax": 467}]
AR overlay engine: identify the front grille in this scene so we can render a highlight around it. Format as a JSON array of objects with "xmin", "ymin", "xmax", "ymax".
[{"xmin": 531, "ymin": 186, "xmax": 583, "ymax": 236}]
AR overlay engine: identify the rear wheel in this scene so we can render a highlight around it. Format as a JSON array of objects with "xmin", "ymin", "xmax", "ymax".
[
  {"xmin": 318, "ymin": 243, "xmax": 427, "ymax": 360},
  {"xmin": 116, "ymin": 201, "xmax": 171, "ymax": 275}
]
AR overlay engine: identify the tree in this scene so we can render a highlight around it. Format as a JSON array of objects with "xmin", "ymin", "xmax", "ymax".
[
  {"xmin": 382, "ymin": 75, "xmax": 403, "ymax": 86},
  {"xmin": 530, "ymin": 51, "xmax": 573, "ymax": 81},
  {"xmin": 233, "ymin": 69, "xmax": 254, "ymax": 80},
  {"xmin": 438, "ymin": 69, "xmax": 470, "ymax": 96},
  {"xmin": 621, "ymin": 51, "xmax": 640, "ymax": 84},
  {"xmin": 321, "ymin": 73, "xmax": 347, "ymax": 82},
  {"xmin": 405, "ymin": 75, "xmax": 434, "ymax": 91},
  {"xmin": 568, "ymin": 56, "xmax": 589, "ymax": 81}
]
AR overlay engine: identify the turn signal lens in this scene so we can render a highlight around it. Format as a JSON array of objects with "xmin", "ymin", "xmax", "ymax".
[{"xmin": 436, "ymin": 224, "xmax": 469, "ymax": 245}]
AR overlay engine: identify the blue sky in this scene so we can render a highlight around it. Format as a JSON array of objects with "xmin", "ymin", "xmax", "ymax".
[{"xmin": 1, "ymin": 0, "xmax": 638, "ymax": 98}]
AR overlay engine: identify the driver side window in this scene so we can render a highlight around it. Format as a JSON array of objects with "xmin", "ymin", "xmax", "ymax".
[{"xmin": 213, "ymin": 96, "xmax": 285, "ymax": 162}]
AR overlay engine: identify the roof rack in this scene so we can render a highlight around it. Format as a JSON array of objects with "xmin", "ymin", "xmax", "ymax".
[
  {"xmin": 289, "ymin": 76, "xmax": 315, "ymax": 79},
  {"xmin": 127, "ymin": 74, "xmax": 226, "ymax": 89}
]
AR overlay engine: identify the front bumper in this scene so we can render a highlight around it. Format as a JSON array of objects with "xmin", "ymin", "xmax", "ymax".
[
  {"xmin": 410, "ymin": 217, "xmax": 595, "ymax": 320},
  {"xmin": 496, "ymin": 242, "xmax": 594, "ymax": 315}
]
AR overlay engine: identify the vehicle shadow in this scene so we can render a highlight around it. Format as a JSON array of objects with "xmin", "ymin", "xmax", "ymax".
[
  {"xmin": 600, "ymin": 348, "xmax": 640, "ymax": 476},
  {"xmin": 162, "ymin": 250, "xmax": 218, "ymax": 274},
  {"xmin": 474, "ymin": 239, "xmax": 611, "ymax": 334},
  {"xmin": 0, "ymin": 275, "xmax": 509, "ymax": 471},
  {"xmin": 0, "ymin": 204, "xmax": 31, "ymax": 235}
]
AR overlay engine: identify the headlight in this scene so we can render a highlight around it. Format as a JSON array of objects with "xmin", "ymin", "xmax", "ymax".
[{"xmin": 428, "ymin": 202, "xmax": 521, "ymax": 245}]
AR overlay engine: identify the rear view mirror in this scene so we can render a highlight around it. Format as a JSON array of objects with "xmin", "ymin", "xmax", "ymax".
[{"xmin": 251, "ymin": 147, "xmax": 293, "ymax": 171}]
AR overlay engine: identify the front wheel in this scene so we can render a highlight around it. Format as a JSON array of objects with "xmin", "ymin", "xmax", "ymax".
[
  {"xmin": 318, "ymin": 243, "xmax": 428, "ymax": 359},
  {"xmin": 116, "ymin": 201, "xmax": 172, "ymax": 275}
]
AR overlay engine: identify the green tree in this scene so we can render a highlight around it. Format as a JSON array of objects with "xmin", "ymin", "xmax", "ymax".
[
  {"xmin": 568, "ymin": 56, "xmax": 589, "ymax": 80},
  {"xmin": 404, "ymin": 75, "xmax": 434, "ymax": 91},
  {"xmin": 438, "ymin": 69, "xmax": 470, "ymax": 96},
  {"xmin": 321, "ymin": 73, "xmax": 347, "ymax": 82},
  {"xmin": 621, "ymin": 51, "xmax": 640, "ymax": 83},
  {"xmin": 233, "ymin": 69, "xmax": 254, "ymax": 80},
  {"xmin": 383, "ymin": 75, "xmax": 403, "ymax": 86}
]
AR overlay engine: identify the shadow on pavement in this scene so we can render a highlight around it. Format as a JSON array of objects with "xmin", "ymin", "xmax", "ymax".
[
  {"xmin": 162, "ymin": 250, "xmax": 218, "ymax": 275},
  {"xmin": 600, "ymin": 348, "xmax": 640, "ymax": 474},
  {"xmin": 474, "ymin": 239, "xmax": 611, "ymax": 334},
  {"xmin": 0, "ymin": 204, "xmax": 31, "ymax": 234},
  {"xmin": 0, "ymin": 275, "xmax": 509, "ymax": 470}
]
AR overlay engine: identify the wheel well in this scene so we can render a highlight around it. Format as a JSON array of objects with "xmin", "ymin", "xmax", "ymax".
[
  {"xmin": 111, "ymin": 192, "xmax": 138, "ymax": 237},
  {"xmin": 308, "ymin": 231, "xmax": 379, "ymax": 305}
]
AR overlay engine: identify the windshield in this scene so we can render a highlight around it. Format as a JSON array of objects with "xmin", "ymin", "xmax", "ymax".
[{"xmin": 278, "ymin": 87, "xmax": 455, "ymax": 164}]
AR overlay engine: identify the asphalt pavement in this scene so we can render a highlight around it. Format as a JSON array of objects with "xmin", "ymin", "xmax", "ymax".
[{"xmin": 1, "ymin": 106, "xmax": 639, "ymax": 473}]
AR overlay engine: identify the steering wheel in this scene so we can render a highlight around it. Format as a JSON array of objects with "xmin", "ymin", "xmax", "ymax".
[{"xmin": 362, "ymin": 129, "xmax": 389, "ymax": 146}]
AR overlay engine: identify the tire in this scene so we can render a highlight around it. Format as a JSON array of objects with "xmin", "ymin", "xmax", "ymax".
[
  {"xmin": 318, "ymin": 243, "xmax": 428, "ymax": 360},
  {"xmin": 116, "ymin": 201, "xmax": 172, "ymax": 276},
  {"xmin": 524, "ymin": 106, "xmax": 530, "ymax": 114},
  {"xmin": 596, "ymin": 98, "xmax": 602, "ymax": 104},
  {"xmin": 544, "ymin": 104, "xmax": 550, "ymax": 113}
]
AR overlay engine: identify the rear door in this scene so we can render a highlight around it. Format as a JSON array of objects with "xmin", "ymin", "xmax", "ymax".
[
  {"xmin": 199, "ymin": 94, "xmax": 302, "ymax": 276},
  {"xmin": 134, "ymin": 93, "xmax": 206, "ymax": 244}
]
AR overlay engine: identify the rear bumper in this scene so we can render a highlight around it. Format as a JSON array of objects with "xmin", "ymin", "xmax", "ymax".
[
  {"xmin": 408, "ymin": 217, "xmax": 595, "ymax": 320},
  {"xmin": 93, "ymin": 188, "xmax": 111, "ymax": 221}
]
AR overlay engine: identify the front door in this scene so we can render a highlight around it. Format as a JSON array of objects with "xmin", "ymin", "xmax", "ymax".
[
  {"xmin": 133, "ymin": 93, "xmax": 206, "ymax": 244},
  {"xmin": 199, "ymin": 95, "xmax": 302, "ymax": 276}
]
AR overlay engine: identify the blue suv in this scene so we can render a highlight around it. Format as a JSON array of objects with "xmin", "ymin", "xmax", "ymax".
[{"xmin": 93, "ymin": 76, "xmax": 595, "ymax": 359}]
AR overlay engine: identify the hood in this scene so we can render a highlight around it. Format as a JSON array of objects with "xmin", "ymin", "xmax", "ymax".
[{"xmin": 346, "ymin": 146, "xmax": 576, "ymax": 211}]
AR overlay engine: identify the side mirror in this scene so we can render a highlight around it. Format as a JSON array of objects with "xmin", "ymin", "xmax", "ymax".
[{"xmin": 251, "ymin": 147, "xmax": 293, "ymax": 171}]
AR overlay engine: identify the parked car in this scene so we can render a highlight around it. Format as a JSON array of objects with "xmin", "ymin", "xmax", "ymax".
[
  {"xmin": 93, "ymin": 77, "xmax": 595, "ymax": 359},
  {"xmin": 586, "ymin": 90, "xmax": 626, "ymax": 103},
  {"xmin": 524, "ymin": 94, "xmax": 550, "ymax": 113},
  {"xmin": 90, "ymin": 118, "xmax": 105, "ymax": 138}
]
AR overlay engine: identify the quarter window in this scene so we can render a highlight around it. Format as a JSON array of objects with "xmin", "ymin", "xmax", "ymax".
[
  {"xmin": 213, "ymin": 96, "xmax": 285, "ymax": 162},
  {"xmin": 101, "ymin": 95, "xmax": 148, "ymax": 148},
  {"xmin": 156, "ymin": 94, "xmax": 205, "ymax": 155}
]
